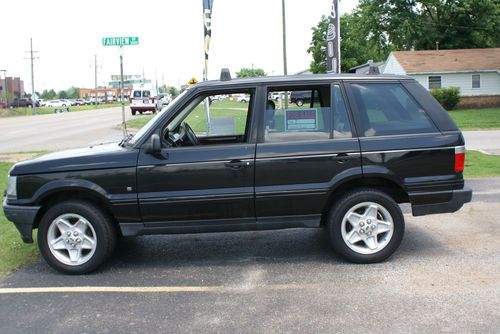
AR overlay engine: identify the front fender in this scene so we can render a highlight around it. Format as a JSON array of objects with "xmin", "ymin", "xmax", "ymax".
[{"xmin": 30, "ymin": 179, "xmax": 110, "ymax": 205}]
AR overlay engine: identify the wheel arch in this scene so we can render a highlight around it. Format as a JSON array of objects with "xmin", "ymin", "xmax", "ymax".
[
  {"xmin": 32, "ymin": 180, "xmax": 116, "ymax": 229},
  {"xmin": 320, "ymin": 175, "xmax": 408, "ymax": 226}
]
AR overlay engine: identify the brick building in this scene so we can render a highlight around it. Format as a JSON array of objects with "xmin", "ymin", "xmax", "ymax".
[{"xmin": 0, "ymin": 77, "xmax": 24, "ymax": 103}]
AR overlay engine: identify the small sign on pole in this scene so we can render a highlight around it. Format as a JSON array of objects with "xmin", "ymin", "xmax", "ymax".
[
  {"xmin": 102, "ymin": 36, "xmax": 139, "ymax": 137},
  {"xmin": 102, "ymin": 37, "xmax": 139, "ymax": 47}
]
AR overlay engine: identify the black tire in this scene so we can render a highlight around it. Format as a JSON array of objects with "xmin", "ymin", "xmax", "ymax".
[
  {"xmin": 327, "ymin": 188, "xmax": 404, "ymax": 263},
  {"xmin": 295, "ymin": 99, "xmax": 304, "ymax": 107},
  {"xmin": 131, "ymin": 109, "xmax": 137, "ymax": 116},
  {"xmin": 37, "ymin": 200, "xmax": 117, "ymax": 274},
  {"xmin": 139, "ymin": 111, "xmax": 144, "ymax": 115}
]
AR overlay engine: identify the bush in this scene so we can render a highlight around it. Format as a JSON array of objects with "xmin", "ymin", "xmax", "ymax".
[{"xmin": 431, "ymin": 87, "xmax": 461, "ymax": 110}]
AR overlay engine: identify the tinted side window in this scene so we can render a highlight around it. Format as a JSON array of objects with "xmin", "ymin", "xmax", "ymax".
[
  {"xmin": 142, "ymin": 90, "xmax": 151, "ymax": 97},
  {"xmin": 350, "ymin": 83, "xmax": 437, "ymax": 136},
  {"xmin": 133, "ymin": 91, "xmax": 141, "ymax": 98},
  {"xmin": 264, "ymin": 86, "xmax": 331, "ymax": 143}
]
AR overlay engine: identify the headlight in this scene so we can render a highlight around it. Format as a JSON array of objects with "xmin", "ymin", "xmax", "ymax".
[{"xmin": 6, "ymin": 175, "xmax": 17, "ymax": 199}]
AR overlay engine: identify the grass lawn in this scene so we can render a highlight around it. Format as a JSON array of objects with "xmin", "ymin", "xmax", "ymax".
[
  {"xmin": 127, "ymin": 99, "xmax": 250, "ymax": 131},
  {"xmin": 0, "ymin": 103, "xmax": 126, "ymax": 117},
  {"xmin": 448, "ymin": 108, "xmax": 500, "ymax": 130},
  {"xmin": 464, "ymin": 150, "xmax": 500, "ymax": 178},
  {"xmin": 0, "ymin": 162, "xmax": 39, "ymax": 277}
]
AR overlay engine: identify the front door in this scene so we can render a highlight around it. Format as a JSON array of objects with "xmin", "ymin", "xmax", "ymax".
[{"xmin": 137, "ymin": 89, "xmax": 257, "ymax": 226}]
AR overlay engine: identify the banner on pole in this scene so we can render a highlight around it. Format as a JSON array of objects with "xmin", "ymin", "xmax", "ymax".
[
  {"xmin": 203, "ymin": 0, "xmax": 214, "ymax": 81},
  {"xmin": 326, "ymin": 0, "xmax": 340, "ymax": 73}
]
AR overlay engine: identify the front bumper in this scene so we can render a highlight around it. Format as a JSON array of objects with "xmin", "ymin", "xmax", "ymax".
[
  {"xmin": 411, "ymin": 186, "xmax": 472, "ymax": 216},
  {"xmin": 2, "ymin": 199, "xmax": 41, "ymax": 243}
]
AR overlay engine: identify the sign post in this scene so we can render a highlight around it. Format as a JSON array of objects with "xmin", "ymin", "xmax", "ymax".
[
  {"xmin": 326, "ymin": 0, "xmax": 340, "ymax": 73},
  {"xmin": 102, "ymin": 36, "xmax": 139, "ymax": 137}
]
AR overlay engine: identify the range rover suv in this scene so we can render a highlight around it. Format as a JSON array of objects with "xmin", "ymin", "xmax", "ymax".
[{"xmin": 3, "ymin": 72, "xmax": 472, "ymax": 274}]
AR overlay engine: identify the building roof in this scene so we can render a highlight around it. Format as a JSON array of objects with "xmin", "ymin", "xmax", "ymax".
[{"xmin": 392, "ymin": 48, "xmax": 500, "ymax": 74}]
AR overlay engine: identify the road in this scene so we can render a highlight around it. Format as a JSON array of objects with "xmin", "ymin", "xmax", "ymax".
[
  {"xmin": 0, "ymin": 179, "xmax": 498, "ymax": 333},
  {"xmin": 0, "ymin": 107, "xmax": 130, "ymax": 153},
  {"xmin": 0, "ymin": 108, "xmax": 499, "ymax": 154}
]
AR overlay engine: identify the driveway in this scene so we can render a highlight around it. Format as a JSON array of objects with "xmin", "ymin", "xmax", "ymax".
[
  {"xmin": 0, "ymin": 179, "xmax": 498, "ymax": 333},
  {"xmin": 463, "ymin": 130, "xmax": 500, "ymax": 155}
]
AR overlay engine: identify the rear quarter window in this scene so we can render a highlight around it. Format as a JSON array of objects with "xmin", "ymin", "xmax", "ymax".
[
  {"xmin": 349, "ymin": 83, "xmax": 437, "ymax": 136},
  {"xmin": 132, "ymin": 91, "xmax": 141, "ymax": 98}
]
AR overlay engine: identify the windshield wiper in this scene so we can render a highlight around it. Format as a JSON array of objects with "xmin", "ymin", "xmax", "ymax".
[{"xmin": 119, "ymin": 133, "xmax": 134, "ymax": 147}]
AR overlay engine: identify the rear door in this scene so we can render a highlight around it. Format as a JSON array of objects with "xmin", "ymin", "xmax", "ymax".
[{"xmin": 254, "ymin": 82, "xmax": 361, "ymax": 225}]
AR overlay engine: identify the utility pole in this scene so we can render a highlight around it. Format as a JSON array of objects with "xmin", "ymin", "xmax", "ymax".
[
  {"xmin": 0, "ymin": 70, "xmax": 6, "ymax": 106},
  {"xmin": 25, "ymin": 38, "xmax": 39, "ymax": 115},
  {"xmin": 94, "ymin": 54, "xmax": 98, "ymax": 104},
  {"xmin": 281, "ymin": 0, "xmax": 288, "ymax": 109}
]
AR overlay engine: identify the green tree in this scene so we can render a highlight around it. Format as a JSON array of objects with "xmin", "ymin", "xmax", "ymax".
[
  {"xmin": 308, "ymin": 14, "xmax": 389, "ymax": 73},
  {"xmin": 358, "ymin": 0, "xmax": 500, "ymax": 51},
  {"xmin": 41, "ymin": 89, "xmax": 57, "ymax": 99},
  {"xmin": 66, "ymin": 86, "xmax": 80, "ymax": 99},
  {"xmin": 58, "ymin": 90, "xmax": 68, "ymax": 99},
  {"xmin": 159, "ymin": 85, "xmax": 180, "ymax": 98},
  {"xmin": 308, "ymin": 0, "xmax": 500, "ymax": 73},
  {"xmin": 236, "ymin": 68, "xmax": 266, "ymax": 78}
]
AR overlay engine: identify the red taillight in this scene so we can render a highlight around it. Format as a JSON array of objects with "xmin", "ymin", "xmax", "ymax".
[{"xmin": 454, "ymin": 146, "xmax": 465, "ymax": 173}]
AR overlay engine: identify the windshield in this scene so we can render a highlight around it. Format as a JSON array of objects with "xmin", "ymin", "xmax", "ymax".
[{"xmin": 128, "ymin": 89, "xmax": 189, "ymax": 145}]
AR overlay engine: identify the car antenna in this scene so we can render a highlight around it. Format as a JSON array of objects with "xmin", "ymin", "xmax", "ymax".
[{"xmin": 220, "ymin": 68, "xmax": 231, "ymax": 81}]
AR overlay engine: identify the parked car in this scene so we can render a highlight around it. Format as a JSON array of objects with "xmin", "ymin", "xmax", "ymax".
[
  {"xmin": 158, "ymin": 93, "xmax": 172, "ymax": 106},
  {"xmin": 236, "ymin": 94, "xmax": 250, "ymax": 103},
  {"xmin": 3, "ymin": 72, "xmax": 472, "ymax": 274},
  {"xmin": 290, "ymin": 90, "xmax": 320, "ymax": 106},
  {"xmin": 46, "ymin": 100, "xmax": 71, "ymax": 107},
  {"xmin": 73, "ymin": 99, "xmax": 87, "ymax": 106},
  {"xmin": 8, "ymin": 98, "xmax": 38, "ymax": 108}
]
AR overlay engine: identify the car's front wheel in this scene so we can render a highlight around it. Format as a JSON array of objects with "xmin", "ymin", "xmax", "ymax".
[
  {"xmin": 38, "ymin": 200, "xmax": 117, "ymax": 274},
  {"xmin": 327, "ymin": 189, "xmax": 404, "ymax": 263}
]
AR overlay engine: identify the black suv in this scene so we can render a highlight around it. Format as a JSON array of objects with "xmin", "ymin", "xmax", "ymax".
[{"xmin": 3, "ymin": 73, "xmax": 472, "ymax": 274}]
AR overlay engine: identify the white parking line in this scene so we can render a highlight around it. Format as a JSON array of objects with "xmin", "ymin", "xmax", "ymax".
[{"xmin": 0, "ymin": 283, "xmax": 319, "ymax": 295}]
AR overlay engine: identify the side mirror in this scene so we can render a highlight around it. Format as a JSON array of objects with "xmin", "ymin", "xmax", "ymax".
[{"xmin": 147, "ymin": 134, "xmax": 161, "ymax": 154}]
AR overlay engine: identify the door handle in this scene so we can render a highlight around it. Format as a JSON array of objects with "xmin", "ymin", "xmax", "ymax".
[{"xmin": 225, "ymin": 160, "xmax": 250, "ymax": 170}]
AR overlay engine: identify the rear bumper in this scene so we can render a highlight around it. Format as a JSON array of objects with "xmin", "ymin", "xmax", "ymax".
[
  {"xmin": 130, "ymin": 105, "xmax": 156, "ymax": 111},
  {"xmin": 410, "ymin": 186, "xmax": 472, "ymax": 216},
  {"xmin": 2, "ymin": 199, "xmax": 40, "ymax": 243}
]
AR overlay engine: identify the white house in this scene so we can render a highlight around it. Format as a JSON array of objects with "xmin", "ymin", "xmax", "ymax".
[{"xmin": 382, "ymin": 48, "xmax": 500, "ymax": 108}]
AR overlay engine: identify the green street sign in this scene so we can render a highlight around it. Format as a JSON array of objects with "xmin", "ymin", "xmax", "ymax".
[{"xmin": 102, "ymin": 36, "xmax": 139, "ymax": 47}]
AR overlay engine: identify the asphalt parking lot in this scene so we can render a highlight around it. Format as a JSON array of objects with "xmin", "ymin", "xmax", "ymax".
[{"xmin": 0, "ymin": 179, "xmax": 499, "ymax": 333}]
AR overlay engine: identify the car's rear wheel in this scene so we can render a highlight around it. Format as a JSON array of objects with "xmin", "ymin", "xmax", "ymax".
[
  {"xmin": 327, "ymin": 189, "xmax": 404, "ymax": 263},
  {"xmin": 38, "ymin": 200, "xmax": 117, "ymax": 274},
  {"xmin": 295, "ymin": 99, "xmax": 304, "ymax": 106}
]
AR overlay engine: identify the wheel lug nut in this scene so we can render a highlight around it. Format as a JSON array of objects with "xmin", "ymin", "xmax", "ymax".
[
  {"xmin": 67, "ymin": 231, "xmax": 71, "ymax": 236},
  {"xmin": 367, "ymin": 231, "xmax": 372, "ymax": 236},
  {"xmin": 76, "ymin": 238, "xmax": 81, "ymax": 243},
  {"xmin": 360, "ymin": 228, "xmax": 365, "ymax": 234},
  {"xmin": 367, "ymin": 219, "xmax": 371, "ymax": 224},
  {"xmin": 73, "ymin": 231, "xmax": 79, "ymax": 236},
  {"xmin": 371, "ymin": 225, "xmax": 376, "ymax": 230},
  {"xmin": 360, "ymin": 222, "xmax": 365, "ymax": 227},
  {"xmin": 65, "ymin": 239, "xmax": 69, "ymax": 243}
]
